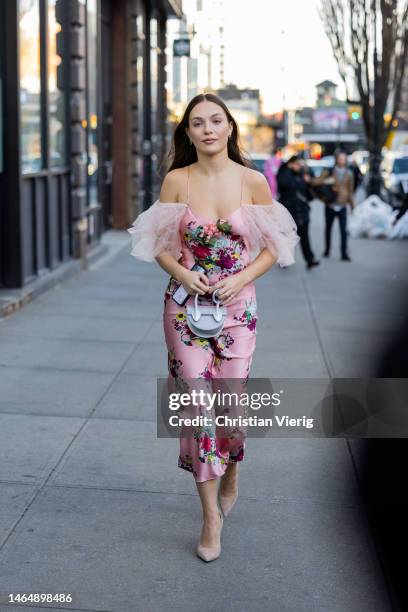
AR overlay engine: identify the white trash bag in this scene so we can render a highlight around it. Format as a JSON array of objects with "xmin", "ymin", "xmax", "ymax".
[{"xmin": 349, "ymin": 195, "xmax": 396, "ymax": 239}]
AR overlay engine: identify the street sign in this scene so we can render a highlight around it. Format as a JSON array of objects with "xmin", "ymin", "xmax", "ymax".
[{"xmin": 173, "ymin": 38, "xmax": 190, "ymax": 57}]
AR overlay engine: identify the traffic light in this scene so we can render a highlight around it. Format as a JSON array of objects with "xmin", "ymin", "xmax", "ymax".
[{"xmin": 348, "ymin": 105, "xmax": 362, "ymax": 121}]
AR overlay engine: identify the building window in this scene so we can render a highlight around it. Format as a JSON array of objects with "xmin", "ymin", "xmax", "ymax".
[
  {"xmin": 150, "ymin": 16, "xmax": 158, "ymax": 179},
  {"xmin": 19, "ymin": 0, "xmax": 42, "ymax": 173},
  {"xmin": 0, "ymin": 38, "xmax": 3, "ymax": 173},
  {"xmin": 150, "ymin": 17, "xmax": 158, "ymax": 136},
  {"xmin": 87, "ymin": 0, "xmax": 99, "ymax": 207},
  {"xmin": 48, "ymin": 0, "xmax": 66, "ymax": 166},
  {"xmin": 136, "ymin": 14, "xmax": 144, "ymax": 189}
]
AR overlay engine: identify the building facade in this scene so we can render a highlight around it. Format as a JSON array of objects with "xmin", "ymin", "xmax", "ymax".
[
  {"xmin": 291, "ymin": 81, "xmax": 367, "ymax": 156},
  {"xmin": 0, "ymin": 0, "xmax": 182, "ymax": 290}
]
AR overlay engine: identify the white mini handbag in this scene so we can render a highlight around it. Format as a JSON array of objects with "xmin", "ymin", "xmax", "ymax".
[{"xmin": 186, "ymin": 289, "xmax": 227, "ymax": 338}]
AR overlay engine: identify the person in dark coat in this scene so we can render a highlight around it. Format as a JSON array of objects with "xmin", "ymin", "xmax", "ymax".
[
  {"xmin": 349, "ymin": 160, "xmax": 363, "ymax": 193},
  {"xmin": 393, "ymin": 179, "xmax": 408, "ymax": 224},
  {"xmin": 277, "ymin": 155, "xmax": 320, "ymax": 269}
]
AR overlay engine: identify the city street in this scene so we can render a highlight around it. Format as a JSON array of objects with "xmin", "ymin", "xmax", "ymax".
[
  {"xmin": 0, "ymin": 204, "xmax": 406, "ymax": 612},
  {"xmin": 1, "ymin": 0, "xmax": 407, "ymax": 608}
]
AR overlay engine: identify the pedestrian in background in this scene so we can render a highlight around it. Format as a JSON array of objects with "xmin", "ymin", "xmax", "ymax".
[
  {"xmin": 277, "ymin": 155, "xmax": 320, "ymax": 269},
  {"xmin": 264, "ymin": 147, "xmax": 282, "ymax": 199},
  {"xmin": 314, "ymin": 151, "xmax": 355, "ymax": 261},
  {"xmin": 349, "ymin": 159, "xmax": 363, "ymax": 193}
]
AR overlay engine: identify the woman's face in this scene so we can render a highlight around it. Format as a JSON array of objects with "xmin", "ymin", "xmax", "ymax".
[{"xmin": 185, "ymin": 101, "xmax": 232, "ymax": 154}]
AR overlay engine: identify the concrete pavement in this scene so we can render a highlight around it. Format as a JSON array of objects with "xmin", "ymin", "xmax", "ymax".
[{"xmin": 0, "ymin": 201, "xmax": 406, "ymax": 612}]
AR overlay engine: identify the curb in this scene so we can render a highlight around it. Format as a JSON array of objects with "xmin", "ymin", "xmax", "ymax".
[{"xmin": 0, "ymin": 242, "xmax": 109, "ymax": 319}]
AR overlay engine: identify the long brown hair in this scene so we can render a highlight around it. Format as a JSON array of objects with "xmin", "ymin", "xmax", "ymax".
[{"xmin": 161, "ymin": 93, "xmax": 254, "ymax": 175}]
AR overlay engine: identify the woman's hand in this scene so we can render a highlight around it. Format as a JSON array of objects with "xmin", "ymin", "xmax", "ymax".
[
  {"xmin": 178, "ymin": 268, "xmax": 210, "ymax": 296},
  {"xmin": 207, "ymin": 271, "xmax": 250, "ymax": 305}
]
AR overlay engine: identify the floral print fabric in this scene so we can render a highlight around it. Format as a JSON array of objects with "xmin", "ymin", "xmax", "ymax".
[
  {"xmin": 182, "ymin": 218, "xmax": 246, "ymax": 280},
  {"xmin": 163, "ymin": 206, "xmax": 258, "ymax": 483}
]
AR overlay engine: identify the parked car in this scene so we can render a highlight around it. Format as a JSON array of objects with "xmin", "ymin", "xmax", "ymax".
[{"xmin": 382, "ymin": 155, "xmax": 408, "ymax": 207}]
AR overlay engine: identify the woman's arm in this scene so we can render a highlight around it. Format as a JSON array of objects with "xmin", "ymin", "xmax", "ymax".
[
  {"xmin": 209, "ymin": 172, "xmax": 278, "ymax": 305},
  {"xmin": 239, "ymin": 172, "xmax": 278, "ymax": 281},
  {"xmin": 154, "ymin": 170, "xmax": 184, "ymax": 280},
  {"xmin": 155, "ymin": 170, "xmax": 209, "ymax": 295}
]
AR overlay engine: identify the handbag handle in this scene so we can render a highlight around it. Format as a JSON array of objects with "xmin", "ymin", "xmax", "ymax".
[
  {"xmin": 212, "ymin": 289, "xmax": 222, "ymax": 304},
  {"xmin": 192, "ymin": 293, "xmax": 201, "ymax": 321},
  {"xmin": 191, "ymin": 289, "xmax": 224, "ymax": 323},
  {"xmin": 212, "ymin": 289, "xmax": 223, "ymax": 321}
]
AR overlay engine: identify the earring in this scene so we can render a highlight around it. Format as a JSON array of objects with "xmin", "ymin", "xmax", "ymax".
[{"xmin": 189, "ymin": 138, "xmax": 193, "ymax": 145}]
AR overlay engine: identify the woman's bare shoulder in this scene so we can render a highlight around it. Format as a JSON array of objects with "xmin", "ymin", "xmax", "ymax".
[
  {"xmin": 159, "ymin": 168, "xmax": 187, "ymax": 203},
  {"xmin": 244, "ymin": 166, "xmax": 264, "ymax": 181},
  {"xmin": 244, "ymin": 166, "xmax": 273, "ymax": 205}
]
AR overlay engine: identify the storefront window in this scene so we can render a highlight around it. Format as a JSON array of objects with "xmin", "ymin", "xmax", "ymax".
[
  {"xmin": 0, "ymin": 54, "xmax": 3, "ymax": 173},
  {"xmin": 150, "ymin": 17, "xmax": 158, "ymax": 181},
  {"xmin": 136, "ymin": 15, "xmax": 144, "ymax": 188},
  {"xmin": 48, "ymin": 0, "xmax": 66, "ymax": 166},
  {"xmin": 150, "ymin": 17, "xmax": 158, "ymax": 137},
  {"xmin": 87, "ymin": 0, "xmax": 99, "ymax": 206},
  {"xmin": 19, "ymin": 0, "xmax": 42, "ymax": 173}
]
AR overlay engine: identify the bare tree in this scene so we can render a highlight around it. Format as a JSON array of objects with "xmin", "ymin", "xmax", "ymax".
[{"xmin": 319, "ymin": 0, "xmax": 408, "ymax": 195}]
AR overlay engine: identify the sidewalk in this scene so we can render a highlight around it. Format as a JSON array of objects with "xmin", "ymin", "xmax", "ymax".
[{"xmin": 0, "ymin": 202, "xmax": 405, "ymax": 612}]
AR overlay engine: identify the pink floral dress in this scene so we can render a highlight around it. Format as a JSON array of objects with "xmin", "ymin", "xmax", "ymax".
[{"xmin": 127, "ymin": 165, "xmax": 299, "ymax": 482}]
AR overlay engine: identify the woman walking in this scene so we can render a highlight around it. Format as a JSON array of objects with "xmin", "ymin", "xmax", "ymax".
[
  {"xmin": 264, "ymin": 147, "xmax": 282, "ymax": 199},
  {"xmin": 127, "ymin": 93, "xmax": 299, "ymax": 562}
]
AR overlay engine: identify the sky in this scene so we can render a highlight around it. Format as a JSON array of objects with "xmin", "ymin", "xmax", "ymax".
[{"xmin": 221, "ymin": 0, "xmax": 346, "ymax": 113}]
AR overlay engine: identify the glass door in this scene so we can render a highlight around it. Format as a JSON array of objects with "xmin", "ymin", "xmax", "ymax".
[
  {"xmin": 85, "ymin": 0, "xmax": 102, "ymax": 243},
  {"xmin": 0, "ymin": 0, "xmax": 4, "ymax": 287},
  {"xmin": 100, "ymin": 0, "xmax": 112, "ymax": 229}
]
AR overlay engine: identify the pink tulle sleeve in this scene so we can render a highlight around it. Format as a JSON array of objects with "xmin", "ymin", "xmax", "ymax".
[
  {"xmin": 242, "ymin": 200, "xmax": 300, "ymax": 267},
  {"xmin": 127, "ymin": 200, "xmax": 187, "ymax": 262}
]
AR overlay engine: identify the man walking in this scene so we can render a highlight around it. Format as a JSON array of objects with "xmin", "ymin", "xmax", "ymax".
[
  {"xmin": 277, "ymin": 155, "xmax": 320, "ymax": 270},
  {"xmin": 316, "ymin": 151, "xmax": 355, "ymax": 261}
]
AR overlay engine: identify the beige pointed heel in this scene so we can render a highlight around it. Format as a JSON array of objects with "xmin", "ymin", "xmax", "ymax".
[
  {"xmin": 196, "ymin": 510, "xmax": 223, "ymax": 562},
  {"xmin": 218, "ymin": 481, "xmax": 239, "ymax": 518}
]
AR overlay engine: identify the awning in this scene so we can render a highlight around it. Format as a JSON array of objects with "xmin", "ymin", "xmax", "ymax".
[
  {"xmin": 299, "ymin": 133, "xmax": 361, "ymax": 142},
  {"xmin": 162, "ymin": 0, "xmax": 183, "ymax": 18}
]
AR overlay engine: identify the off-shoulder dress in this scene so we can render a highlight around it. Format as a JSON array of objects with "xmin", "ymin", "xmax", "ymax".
[{"xmin": 127, "ymin": 165, "xmax": 299, "ymax": 482}]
